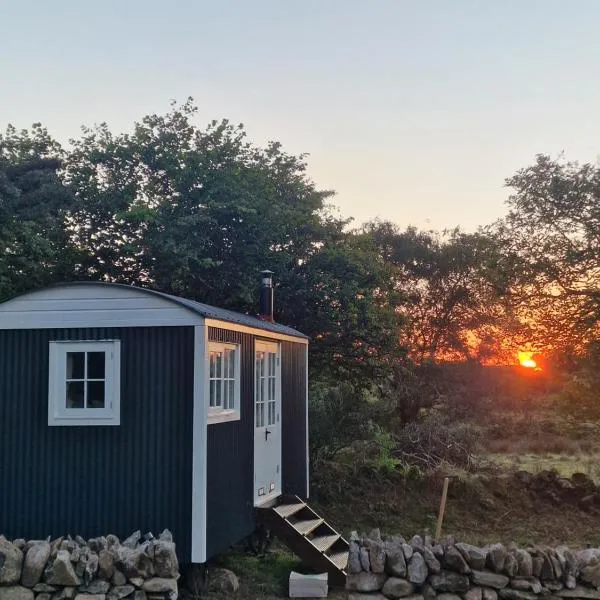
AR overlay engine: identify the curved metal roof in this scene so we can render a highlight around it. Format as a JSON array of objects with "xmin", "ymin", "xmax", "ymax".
[{"xmin": 47, "ymin": 281, "xmax": 309, "ymax": 339}]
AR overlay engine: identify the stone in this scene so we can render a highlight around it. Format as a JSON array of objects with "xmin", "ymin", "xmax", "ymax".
[
  {"xmin": 403, "ymin": 544, "xmax": 415, "ymax": 561},
  {"xmin": 108, "ymin": 586, "xmax": 135, "ymax": 600},
  {"xmin": 83, "ymin": 554, "xmax": 98, "ymax": 586},
  {"xmin": 411, "ymin": 536, "xmax": 425, "ymax": 552},
  {"xmin": 504, "ymin": 554, "xmax": 518, "ymax": 578},
  {"xmin": 557, "ymin": 587, "xmax": 600, "ymax": 599},
  {"xmin": 437, "ymin": 595, "xmax": 462, "ymax": 600},
  {"xmin": 465, "ymin": 588, "xmax": 483, "ymax": 600},
  {"xmin": 81, "ymin": 581, "xmax": 111, "ymax": 595},
  {"xmin": 348, "ymin": 542, "xmax": 362, "ymax": 574},
  {"xmin": 549, "ymin": 553, "xmax": 564, "ymax": 581},
  {"xmin": 470, "ymin": 570, "xmax": 510, "ymax": 589},
  {"xmin": 74, "ymin": 536, "xmax": 86, "ymax": 547},
  {"xmin": 153, "ymin": 541, "xmax": 178, "ymax": 579},
  {"xmin": 408, "ymin": 553, "xmax": 428, "ymax": 585},
  {"xmin": 432, "ymin": 545, "xmax": 444, "ymax": 559},
  {"xmin": 482, "ymin": 589, "xmax": 498, "ymax": 600},
  {"xmin": 538, "ymin": 551, "xmax": 555, "ymax": 581},
  {"xmin": 51, "ymin": 587, "xmax": 76, "ymax": 600},
  {"xmin": 97, "ymin": 551, "xmax": 114, "ymax": 580},
  {"xmin": 142, "ymin": 578, "xmax": 178, "ymax": 594},
  {"xmin": 565, "ymin": 575, "xmax": 576, "ymax": 590},
  {"xmin": 498, "ymin": 590, "xmax": 538, "ymax": 600},
  {"xmin": 0, "ymin": 538, "xmax": 24, "ymax": 584},
  {"xmin": 45, "ymin": 551, "xmax": 81, "ymax": 586},
  {"xmin": 423, "ymin": 546, "xmax": 442, "ymax": 574},
  {"xmin": 346, "ymin": 572, "xmax": 387, "ymax": 592},
  {"xmin": 456, "ymin": 544, "xmax": 487, "ymax": 571},
  {"xmin": 74, "ymin": 595, "xmax": 105, "ymax": 600},
  {"xmin": 0, "ymin": 586, "xmax": 34, "ymax": 600},
  {"xmin": 545, "ymin": 582, "xmax": 564, "ymax": 592},
  {"xmin": 33, "ymin": 584, "xmax": 57, "ymax": 593},
  {"xmin": 71, "ymin": 548, "xmax": 82, "ymax": 564},
  {"xmin": 422, "ymin": 584, "xmax": 437, "ymax": 600},
  {"xmin": 158, "ymin": 530, "xmax": 173, "ymax": 543},
  {"xmin": 121, "ymin": 533, "xmax": 140, "ymax": 551},
  {"xmin": 510, "ymin": 578, "xmax": 542, "ymax": 594},
  {"xmin": 128, "ymin": 579, "xmax": 144, "ymax": 589},
  {"xmin": 429, "ymin": 571, "xmax": 470, "ymax": 593},
  {"xmin": 112, "ymin": 570, "xmax": 127, "ymax": 586},
  {"xmin": 348, "ymin": 595, "xmax": 387, "ymax": 600},
  {"xmin": 516, "ymin": 550, "xmax": 533, "ymax": 577},
  {"xmin": 444, "ymin": 546, "xmax": 471, "ymax": 574},
  {"xmin": 382, "ymin": 578, "xmax": 415, "ymax": 599},
  {"xmin": 133, "ymin": 592, "xmax": 146, "ymax": 600},
  {"xmin": 115, "ymin": 548, "xmax": 154, "ymax": 580},
  {"xmin": 37, "ymin": 593, "xmax": 52, "ymax": 600},
  {"xmin": 105, "ymin": 536, "xmax": 119, "ymax": 550},
  {"xmin": 360, "ymin": 547, "xmax": 371, "ymax": 571},
  {"xmin": 369, "ymin": 542, "xmax": 386, "ymax": 574},
  {"xmin": 578, "ymin": 550, "xmax": 600, "ymax": 570},
  {"xmin": 487, "ymin": 545, "xmax": 508, "ymax": 574},
  {"xmin": 532, "ymin": 557, "xmax": 544, "ymax": 579},
  {"xmin": 21, "ymin": 541, "xmax": 51, "ymax": 587},
  {"xmin": 368, "ymin": 529, "xmax": 382, "ymax": 542}
]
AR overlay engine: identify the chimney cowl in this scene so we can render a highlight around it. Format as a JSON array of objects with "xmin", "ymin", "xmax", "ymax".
[{"xmin": 259, "ymin": 270, "xmax": 274, "ymax": 322}]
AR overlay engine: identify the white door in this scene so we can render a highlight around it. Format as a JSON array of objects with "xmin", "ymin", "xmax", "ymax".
[{"xmin": 254, "ymin": 341, "xmax": 282, "ymax": 506}]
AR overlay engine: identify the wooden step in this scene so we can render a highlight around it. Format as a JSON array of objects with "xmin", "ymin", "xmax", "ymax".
[
  {"xmin": 310, "ymin": 533, "xmax": 340, "ymax": 553},
  {"xmin": 274, "ymin": 502, "xmax": 306, "ymax": 519},
  {"xmin": 293, "ymin": 518, "xmax": 324, "ymax": 536},
  {"xmin": 328, "ymin": 550, "xmax": 349, "ymax": 570}
]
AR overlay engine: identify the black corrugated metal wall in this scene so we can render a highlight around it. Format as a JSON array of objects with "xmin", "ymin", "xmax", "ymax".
[
  {"xmin": 281, "ymin": 341, "xmax": 308, "ymax": 498},
  {"xmin": 205, "ymin": 329, "xmax": 308, "ymax": 558},
  {"xmin": 206, "ymin": 327, "xmax": 255, "ymax": 558},
  {"xmin": 0, "ymin": 327, "xmax": 194, "ymax": 562}
]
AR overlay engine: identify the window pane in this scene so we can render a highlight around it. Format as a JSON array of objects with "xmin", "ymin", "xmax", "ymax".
[
  {"xmin": 255, "ymin": 403, "xmax": 260, "ymax": 428},
  {"xmin": 259, "ymin": 402, "xmax": 264, "ymax": 428},
  {"xmin": 210, "ymin": 353, "xmax": 215, "ymax": 378},
  {"xmin": 209, "ymin": 380, "xmax": 215, "ymax": 407},
  {"xmin": 215, "ymin": 352, "xmax": 222, "ymax": 378},
  {"xmin": 87, "ymin": 352, "xmax": 105, "ymax": 379},
  {"xmin": 66, "ymin": 352, "xmax": 85, "ymax": 379},
  {"xmin": 227, "ymin": 380, "xmax": 235, "ymax": 409},
  {"xmin": 66, "ymin": 381, "xmax": 85, "ymax": 408},
  {"xmin": 227, "ymin": 349, "xmax": 235, "ymax": 377},
  {"xmin": 215, "ymin": 380, "xmax": 222, "ymax": 407},
  {"xmin": 87, "ymin": 381, "xmax": 105, "ymax": 408}
]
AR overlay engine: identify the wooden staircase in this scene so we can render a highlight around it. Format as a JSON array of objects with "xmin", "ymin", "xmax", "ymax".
[{"xmin": 256, "ymin": 495, "xmax": 349, "ymax": 587}]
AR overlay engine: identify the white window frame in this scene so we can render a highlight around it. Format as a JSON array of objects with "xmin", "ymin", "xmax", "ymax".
[
  {"xmin": 207, "ymin": 341, "xmax": 241, "ymax": 424},
  {"xmin": 48, "ymin": 340, "xmax": 121, "ymax": 426}
]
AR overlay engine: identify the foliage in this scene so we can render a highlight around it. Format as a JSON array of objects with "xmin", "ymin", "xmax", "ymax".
[
  {"xmin": 492, "ymin": 154, "xmax": 600, "ymax": 356},
  {"xmin": 0, "ymin": 124, "xmax": 76, "ymax": 299}
]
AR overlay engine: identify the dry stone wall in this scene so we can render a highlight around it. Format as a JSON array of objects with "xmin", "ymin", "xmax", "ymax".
[
  {"xmin": 347, "ymin": 530, "xmax": 600, "ymax": 600},
  {"xmin": 0, "ymin": 531, "xmax": 179, "ymax": 600}
]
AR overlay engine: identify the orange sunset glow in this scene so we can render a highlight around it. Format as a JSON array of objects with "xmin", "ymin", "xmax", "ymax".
[{"xmin": 518, "ymin": 351, "xmax": 538, "ymax": 369}]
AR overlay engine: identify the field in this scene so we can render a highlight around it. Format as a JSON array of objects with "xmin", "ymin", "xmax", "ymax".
[{"xmin": 199, "ymin": 401, "xmax": 600, "ymax": 599}]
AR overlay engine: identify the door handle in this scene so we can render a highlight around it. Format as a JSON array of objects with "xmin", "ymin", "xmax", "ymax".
[{"xmin": 265, "ymin": 429, "xmax": 271, "ymax": 440}]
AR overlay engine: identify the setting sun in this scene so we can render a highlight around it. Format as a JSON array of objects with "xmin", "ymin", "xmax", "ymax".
[{"xmin": 518, "ymin": 351, "xmax": 538, "ymax": 369}]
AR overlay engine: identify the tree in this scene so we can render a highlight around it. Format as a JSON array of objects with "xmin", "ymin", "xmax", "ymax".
[
  {"xmin": 364, "ymin": 221, "xmax": 514, "ymax": 363},
  {"xmin": 58, "ymin": 100, "xmax": 405, "ymax": 381},
  {"xmin": 0, "ymin": 124, "xmax": 75, "ymax": 299},
  {"xmin": 493, "ymin": 154, "xmax": 600, "ymax": 357}
]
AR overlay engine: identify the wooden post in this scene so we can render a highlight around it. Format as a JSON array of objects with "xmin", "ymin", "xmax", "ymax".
[{"xmin": 435, "ymin": 477, "xmax": 450, "ymax": 541}]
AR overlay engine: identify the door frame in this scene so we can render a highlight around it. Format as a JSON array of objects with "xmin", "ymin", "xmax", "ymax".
[{"xmin": 253, "ymin": 339, "xmax": 282, "ymax": 507}]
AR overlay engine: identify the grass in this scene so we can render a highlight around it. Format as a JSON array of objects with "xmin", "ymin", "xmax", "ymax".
[
  {"xmin": 200, "ymin": 545, "xmax": 346, "ymax": 600},
  {"xmin": 486, "ymin": 452, "xmax": 600, "ymax": 483}
]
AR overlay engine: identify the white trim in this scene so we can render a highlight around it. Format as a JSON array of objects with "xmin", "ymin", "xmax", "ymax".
[
  {"xmin": 305, "ymin": 345, "xmax": 310, "ymax": 498},
  {"xmin": 207, "ymin": 341, "xmax": 241, "ymax": 425},
  {"xmin": 204, "ymin": 319, "xmax": 308, "ymax": 345},
  {"xmin": 48, "ymin": 340, "xmax": 121, "ymax": 426},
  {"xmin": 253, "ymin": 340, "xmax": 282, "ymax": 507},
  {"xmin": 207, "ymin": 409, "xmax": 240, "ymax": 425},
  {"xmin": 191, "ymin": 325, "xmax": 208, "ymax": 563}
]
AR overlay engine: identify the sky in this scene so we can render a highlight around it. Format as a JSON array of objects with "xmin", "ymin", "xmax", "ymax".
[{"xmin": 2, "ymin": 0, "xmax": 600, "ymax": 231}]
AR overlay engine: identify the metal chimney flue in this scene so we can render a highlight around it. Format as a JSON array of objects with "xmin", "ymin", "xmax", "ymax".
[{"xmin": 259, "ymin": 270, "xmax": 274, "ymax": 322}]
